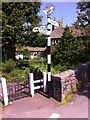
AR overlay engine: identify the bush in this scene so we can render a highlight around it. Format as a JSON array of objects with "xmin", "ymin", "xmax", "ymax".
[
  {"xmin": 10, "ymin": 68, "xmax": 30, "ymax": 82},
  {"xmin": 29, "ymin": 58, "xmax": 47, "ymax": 72},
  {"xmin": 16, "ymin": 60, "xmax": 29, "ymax": 69},
  {"xmin": 2, "ymin": 67, "xmax": 30, "ymax": 82},
  {"xmin": 29, "ymin": 66, "xmax": 43, "ymax": 79},
  {"xmin": 2, "ymin": 59, "xmax": 16, "ymax": 73},
  {"xmin": 51, "ymin": 65, "xmax": 75, "ymax": 74}
]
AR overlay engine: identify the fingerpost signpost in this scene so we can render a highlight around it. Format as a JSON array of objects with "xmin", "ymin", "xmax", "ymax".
[
  {"xmin": 43, "ymin": 4, "xmax": 55, "ymax": 98},
  {"xmin": 32, "ymin": 4, "xmax": 55, "ymax": 98}
]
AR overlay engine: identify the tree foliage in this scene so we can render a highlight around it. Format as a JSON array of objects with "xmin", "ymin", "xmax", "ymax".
[
  {"xmin": 74, "ymin": 1, "xmax": 90, "ymax": 61},
  {"xmin": 2, "ymin": 2, "xmax": 45, "ymax": 61},
  {"xmin": 52, "ymin": 26, "xmax": 85, "ymax": 66},
  {"xmin": 75, "ymin": 1, "xmax": 90, "ymax": 37}
]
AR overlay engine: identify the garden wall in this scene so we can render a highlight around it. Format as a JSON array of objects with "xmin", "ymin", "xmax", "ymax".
[{"xmin": 51, "ymin": 61, "xmax": 90, "ymax": 102}]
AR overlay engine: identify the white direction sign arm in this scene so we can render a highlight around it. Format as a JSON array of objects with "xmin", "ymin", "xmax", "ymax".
[
  {"xmin": 32, "ymin": 26, "xmax": 47, "ymax": 35},
  {"xmin": 32, "ymin": 27, "xmax": 39, "ymax": 32},
  {"xmin": 49, "ymin": 19, "xmax": 59, "ymax": 27}
]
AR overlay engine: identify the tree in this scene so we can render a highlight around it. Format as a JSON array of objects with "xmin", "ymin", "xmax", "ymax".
[
  {"xmin": 2, "ymin": 2, "xmax": 42, "ymax": 61},
  {"xmin": 75, "ymin": 1, "xmax": 90, "ymax": 37},
  {"xmin": 74, "ymin": 1, "xmax": 90, "ymax": 61},
  {"xmin": 52, "ymin": 26, "xmax": 85, "ymax": 66}
]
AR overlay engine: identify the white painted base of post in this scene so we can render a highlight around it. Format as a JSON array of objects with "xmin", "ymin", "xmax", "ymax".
[
  {"xmin": 43, "ymin": 72, "xmax": 47, "ymax": 93},
  {"xmin": 1, "ymin": 77, "xmax": 8, "ymax": 106},
  {"xmin": 29, "ymin": 73, "xmax": 34, "ymax": 97}
]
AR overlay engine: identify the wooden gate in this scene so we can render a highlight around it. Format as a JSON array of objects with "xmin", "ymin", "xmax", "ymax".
[{"xmin": 7, "ymin": 82, "xmax": 30, "ymax": 102}]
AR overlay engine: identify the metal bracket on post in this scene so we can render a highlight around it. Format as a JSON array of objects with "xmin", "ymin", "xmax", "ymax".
[
  {"xmin": 1, "ymin": 77, "xmax": 8, "ymax": 106},
  {"xmin": 29, "ymin": 73, "xmax": 34, "ymax": 97}
]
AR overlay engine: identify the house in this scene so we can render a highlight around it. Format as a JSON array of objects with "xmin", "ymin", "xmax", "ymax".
[
  {"xmin": 25, "ymin": 47, "xmax": 46, "ymax": 58},
  {"xmin": 16, "ymin": 20, "xmax": 83, "ymax": 59},
  {"xmin": 50, "ymin": 20, "xmax": 84, "ymax": 45},
  {"xmin": 16, "ymin": 47, "xmax": 46, "ymax": 59}
]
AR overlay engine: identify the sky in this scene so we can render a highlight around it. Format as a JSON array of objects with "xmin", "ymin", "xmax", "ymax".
[{"xmin": 39, "ymin": 2, "xmax": 77, "ymax": 27}]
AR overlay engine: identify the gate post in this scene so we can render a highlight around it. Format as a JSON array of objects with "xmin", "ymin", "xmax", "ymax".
[
  {"xmin": 1, "ymin": 77, "xmax": 8, "ymax": 106},
  {"xmin": 29, "ymin": 73, "xmax": 34, "ymax": 97},
  {"xmin": 43, "ymin": 72, "xmax": 47, "ymax": 93}
]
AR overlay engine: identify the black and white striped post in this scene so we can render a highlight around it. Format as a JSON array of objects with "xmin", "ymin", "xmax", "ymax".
[
  {"xmin": 47, "ymin": 15, "xmax": 51, "ymax": 98},
  {"xmin": 43, "ymin": 4, "xmax": 55, "ymax": 98}
]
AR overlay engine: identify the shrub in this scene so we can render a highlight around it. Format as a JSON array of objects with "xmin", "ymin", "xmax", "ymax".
[
  {"xmin": 29, "ymin": 58, "xmax": 47, "ymax": 72},
  {"xmin": 10, "ymin": 67, "xmax": 30, "ymax": 82},
  {"xmin": 16, "ymin": 60, "xmax": 29, "ymax": 69},
  {"xmin": 29, "ymin": 66, "xmax": 43, "ymax": 79},
  {"xmin": 51, "ymin": 65, "xmax": 75, "ymax": 74},
  {"xmin": 2, "ymin": 59, "xmax": 16, "ymax": 73}
]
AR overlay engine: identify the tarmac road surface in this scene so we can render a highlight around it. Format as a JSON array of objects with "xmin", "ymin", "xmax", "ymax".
[{"xmin": 0, "ymin": 82, "xmax": 90, "ymax": 119}]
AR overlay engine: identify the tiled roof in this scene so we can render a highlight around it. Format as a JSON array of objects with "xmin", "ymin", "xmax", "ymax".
[
  {"xmin": 25, "ymin": 47, "xmax": 46, "ymax": 52},
  {"xmin": 50, "ymin": 27, "xmax": 63, "ymax": 39},
  {"xmin": 50, "ymin": 26, "xmax": 83, "ymax": 39},
  {"xmin": 17, "ymin": 47, "xmax": 46, "ymax": 52}
]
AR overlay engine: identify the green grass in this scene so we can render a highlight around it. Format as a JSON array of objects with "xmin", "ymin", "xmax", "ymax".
[
  {"xmin": 60, "ymin": 81, "xmax": 84, "ymax": 105},
  {"xmin": 60, "ymin": 93, "xmax": 73, "ymax": 105}
]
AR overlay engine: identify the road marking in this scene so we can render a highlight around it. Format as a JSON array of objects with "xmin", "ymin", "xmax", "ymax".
[
  {"xmin": 48, "ymin": 113, "xmax": 60, "ymax": 119},
  {"xmin": 70, "ymin": 102, "xmax": 74, "ymax": 105}
]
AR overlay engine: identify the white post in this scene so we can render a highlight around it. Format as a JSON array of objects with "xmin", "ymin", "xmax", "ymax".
[
  {"xmin": 29, "ymin": 73, "xmax": 34, "ymax": 97},
  {"xmin": 43, "ymin": 72, "xmax": 47, "ymax": 93},
  {"xmin": 1, "ymin": 77, "xmax": 8, "ymax": 106}
]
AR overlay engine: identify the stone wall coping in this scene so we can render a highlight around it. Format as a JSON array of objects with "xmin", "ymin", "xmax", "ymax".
[{"xmin": 52, "ymin": 69, "xmax": 75, "ymax": 80}]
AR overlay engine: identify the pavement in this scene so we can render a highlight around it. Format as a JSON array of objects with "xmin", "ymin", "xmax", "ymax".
[
  {"xmin": 0, "ymin": 82, "xmax": 90, "ymax": 119},
  {"xmin": 0, "ymin": 83, "xmax": 2, "ymax": 120}
]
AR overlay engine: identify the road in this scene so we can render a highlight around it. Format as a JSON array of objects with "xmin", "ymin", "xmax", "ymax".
[{"xmin": 0, "ymin": 82, "xmax": 90, "ymax": 119}]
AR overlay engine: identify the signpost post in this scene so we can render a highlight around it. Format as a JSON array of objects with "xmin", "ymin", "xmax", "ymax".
[
  {"xmin": 43, "ymin": 4, "xmax": 55, "ymax": 98},
  {"xmin": 32, "ymin": 4, "xmax": 55, "ymax": 98}
]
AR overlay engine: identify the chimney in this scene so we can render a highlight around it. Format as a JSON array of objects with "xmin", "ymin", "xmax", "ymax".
[
  {"xmin": 52, "ymin": 18, "xmax": 63, "ymax": 31},
  {"xmin": 58, "ymin": 20, "xmax": 63, "ymax": 28}
]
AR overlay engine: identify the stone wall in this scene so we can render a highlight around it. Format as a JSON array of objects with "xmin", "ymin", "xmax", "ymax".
[{"xmin": 51, "ymin": 61, "xmax": 90, "ymax": 102}]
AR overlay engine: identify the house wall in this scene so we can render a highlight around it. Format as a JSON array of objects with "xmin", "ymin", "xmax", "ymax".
[
  {"xmin": 31, "ymin": 51, "xmax": 45, "ymax": 57},
  {"xmin": 51, "ymin": 61, "xmax": 90, "ymax": 102}
]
